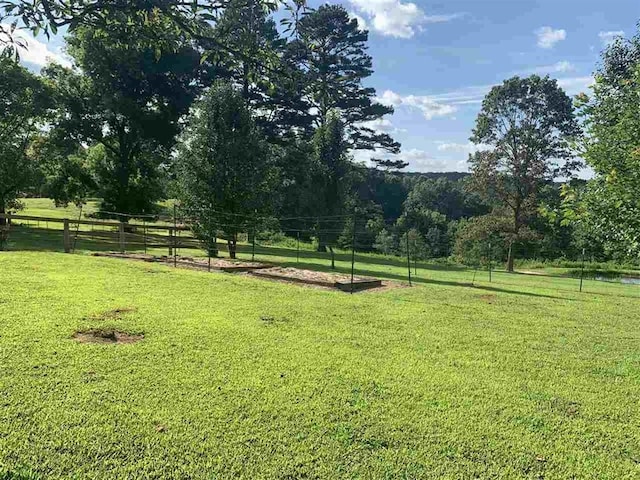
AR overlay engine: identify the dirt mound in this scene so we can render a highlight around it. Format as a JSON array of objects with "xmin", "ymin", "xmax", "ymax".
[{"xmin": 73, "ymin": 329, "xmax": 144, "ymax": 344}]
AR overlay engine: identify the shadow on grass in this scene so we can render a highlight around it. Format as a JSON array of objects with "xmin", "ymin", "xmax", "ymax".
[
  {"xmin": 274, "ymin": 260, "xmax": 570, "ymax": 300},
  {"xmin": 6, "ymin": 225, "xmax": 634, "ymax": 301},
  {"xmin": 248, "ymin": 244, "xmax": 465, "ymax": 272}
]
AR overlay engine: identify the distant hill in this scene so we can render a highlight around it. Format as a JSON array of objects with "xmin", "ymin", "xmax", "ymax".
[{"xmin": 398, "ymin": 171, "xmax": 470, "ymax": 182}]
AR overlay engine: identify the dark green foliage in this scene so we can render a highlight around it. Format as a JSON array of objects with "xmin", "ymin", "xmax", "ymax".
[
  {"xmin": 311, "ymin": 111, "xmax": 351, "ymax": 254},
  {"xmin": 470, "ymin": 75, "xmax": 580, "ymax": 271},
  {"xmin": 291, "ymin": 4, "xmax": 400, "ymax": 154},
  {"xmin": 0, "ymin": 54, "xmax": 52, "ymax": 226},
  {"xmin": 41, "ymin": 16, "xmax": 207, "ymax": 217},
  {"xmin": 576, "ymin": 25, "xmax": 640, "ymax": 259},
  {"xmin": 210, "ymin": 0, "xmax": 311, "ymax": 143},
  {"xmin": 176, "ymin": 83, "xmax": 277, "ymax": 258}
]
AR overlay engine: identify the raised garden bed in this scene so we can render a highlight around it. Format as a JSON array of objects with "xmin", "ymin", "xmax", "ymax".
[
  {"xmin": 92, "ymin": 253, "xmax": 388, "ymax": 292},
  {"xmin": 250, "ymin": 267, "xmax": 384, "ymax": 292},
  {"xmin": 92, "ymin": 252, "xmax": 271, "ymax": 272}
]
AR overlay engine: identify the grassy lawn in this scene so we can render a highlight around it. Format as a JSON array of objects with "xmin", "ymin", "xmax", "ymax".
[{"xmin": 1, "ymin": 252, "xmax": 640, "ymax": 478}]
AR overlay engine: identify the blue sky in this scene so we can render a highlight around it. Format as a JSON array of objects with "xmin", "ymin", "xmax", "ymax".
[
  {"xmin": 4, "ymin": 0, "xmax": 640, "ymax": 173},
  {"xmin": 326, "ymin": 0, "xmax": 639, "ymax": 173}
]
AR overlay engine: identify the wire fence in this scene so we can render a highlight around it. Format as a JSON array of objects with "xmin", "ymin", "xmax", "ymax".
[{"xmin": 1, "ymin": 208, "xmax": 639, "ymax": 298}]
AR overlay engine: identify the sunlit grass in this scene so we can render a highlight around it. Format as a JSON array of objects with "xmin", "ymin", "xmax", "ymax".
[{"xmin": 1, "ymin": 251, "xmax": 640, "ymax": 478}]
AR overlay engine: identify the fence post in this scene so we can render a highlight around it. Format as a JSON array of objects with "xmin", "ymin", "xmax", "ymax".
[
  {"xmin": 173, "ymin": 204, "xmax": 177, "ymax": 268},
  {"xmin": 296, "ymin": 232, "xmax": 300, "ymax": 264},
  {"xmin": 143, "ymin": 219, "xmax": 147, "ymax": 255},
  {"xmin": 252, "ymin": 210, "xmax": 257, "ymax": 262},
  {"xmin": 350, "ymin": 210, "xmax": 357, "ymax": 294},
  {"xmin": 119, "ymin": 221, "xmax": 125, "ymax": 254},
  {"xmin": 580, "ymin": 247, "xmax": 586, "ymax": 293},
  {"xmin": 63, "ymin": 219, "xmax": 71, "ymax": 253},
  {"xmin": 0, "ymin": 213, "xmax": 11, "ymax": 251},
  {"xmin": 488, "ymin": 242, "xmax": 492, "ymax": 283},
  {"xmin": 406, "ymin": 232, "xmax": 412, "ymax": 287}
]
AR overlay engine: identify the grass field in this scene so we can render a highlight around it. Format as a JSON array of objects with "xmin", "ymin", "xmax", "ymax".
[{"xmin": 1, "ymin": 250, "xmax": 640, "ymax": 479}]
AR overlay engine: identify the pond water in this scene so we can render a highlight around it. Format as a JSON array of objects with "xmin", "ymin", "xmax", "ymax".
[{"xmin": 595, "ymin": 275, "xmax": 640, "ymax": 285}]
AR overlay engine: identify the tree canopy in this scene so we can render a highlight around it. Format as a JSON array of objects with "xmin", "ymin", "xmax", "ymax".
[{"xmin": 469, "ymin": 75, "xmax": 580, "ymax": 271}]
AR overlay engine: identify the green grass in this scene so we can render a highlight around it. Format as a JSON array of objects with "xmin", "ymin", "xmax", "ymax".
[{"xmin": 1, "ymin": 252, "xmax": 640, "ymax": 479}]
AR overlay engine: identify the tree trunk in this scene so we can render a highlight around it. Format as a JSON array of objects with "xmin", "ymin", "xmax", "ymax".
[
  {"xmin": 329, "ymin": 246, "xmax": 335, "ymax": 270},
  {"xmin": 506, "ymin": 242, "xmax": 514, "ymax": 273},
  {"xmin": 228, "ymin": 235, "xmax": 237, "ymax": 259},
  {"xmin": 0, "ymin": 197, "xmax": 5, "ymax": 227}
]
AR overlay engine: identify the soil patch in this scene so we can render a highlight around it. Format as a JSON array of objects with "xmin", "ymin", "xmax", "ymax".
[
  {"xmin": 92, "ymin": 252, "xmax": 393, "ymax": 292},
  {"xmin": 478, "ymin": 294, "xmax": 497, "ymax": 304},
  {"xmin": 93, "ymin": 252, "xmax": 270, "ymax": 272},
  {"xmin": 250, "ymin": 267, "xmax": 388, "ymax": 292},
  {"xmin": 73, "ymin": 329, "xmax": 144, "ymax": 344}
]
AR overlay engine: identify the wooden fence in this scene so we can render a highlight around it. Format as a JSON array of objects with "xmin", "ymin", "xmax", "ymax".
[{"xmin": 0, "ymin": 213, "xmax": 198, "ymax": 254}]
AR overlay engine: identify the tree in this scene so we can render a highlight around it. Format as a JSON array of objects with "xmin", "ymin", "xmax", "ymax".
[
  {"xmin": 469, "ymin": 75, "xmax": 580, "ymax": 272},
  {"xmin": 311, "ymin": 110, "xmax": 351, "ymax": 262},
  {"xmin": 0, "ymin": 54, "xmax": 51, "ymax": 228},
  {"xmin": 292, "ymin": 4, "xmax": 400, "ymax": 154},
  {"xmin": 576, "ymin": 26, "xmax": 640, "ymax": 259},
  {"xmin": 209, "ymin": 0, "xmax": 311, "ymax": 142},
  {"xmin": 43, "ymin": 15, "xmax": 207, "ymax": 217},
  {"xmin": 0, "ymin": 1, "xmax": 281, "ymax": 58},
  {"xmin": 176, "ymin": 83, "xmax": 277, "ymax": 259}
]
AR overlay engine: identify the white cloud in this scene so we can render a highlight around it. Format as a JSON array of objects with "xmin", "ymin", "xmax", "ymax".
[
  {"xmin": 425, "ymin": 84, "xmax": 493, "ymax": 106},
  {"xmin": 347, "ymin": 0, "xmax": 462, "ymax": 39},
  {"xmin": 598, "ymin": 30, "xmax": 625, "ymax": 45},
  {"xmin": 378, "ymin": 89, "xmax": 457, "ymax": 120},
  {"xmin": 357, "ymin": 148, "xmax": 469, "ymax": 172},
  {"xmin": 0, "ymin": 24, "xmax": 71, "ymax": 68},
  {"xmin": 535, "ymin": 26, "xmax": 566, "ymax": 49},
  {"xmin": 436, "ymin": 142, "xmax": 491, "ymax": 155},
  {"xmin": 556, "ymin": 76, "xmax": 594, "ymax": 95},
  {"xmin": 534, "ymin": 61, "xmax": 575, "ymax": 74},
  {"xmin": 423, "ymin": 13, "xmax": 466, "ymax": 23},
  {"xmin": 358, "ymin": 117, "xmax": 406, "ymax": 134}
]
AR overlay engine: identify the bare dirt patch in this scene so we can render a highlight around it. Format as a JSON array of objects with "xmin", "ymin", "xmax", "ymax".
[
  {"xmin": 92, "ymin": 252, "xmax": 393, "ymax": 292},
  {"xmin": 93, "ymin": 252, "xmax": 270, "ymax": 272},
  {"xmin": 73, "ymin": 329, "xmax": 144, "ymax": 344},
  {"xmin": 250, "ymin": 267, "xmax": 390, "ymax": 292},
  {"xmin": 478, "ymin": 294, "xmax": 497, "ymax": 304}
]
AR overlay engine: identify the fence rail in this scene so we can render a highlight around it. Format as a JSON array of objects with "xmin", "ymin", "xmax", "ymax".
[{"xmin": 0, "ymin": 213, "xmax": 194, "ymax": 254}]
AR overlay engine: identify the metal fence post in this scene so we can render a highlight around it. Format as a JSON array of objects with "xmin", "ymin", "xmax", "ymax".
[
  {"xmin": 350, "ymin": 210, "xmax": 357, "ymax": 294},
  {"xmin": 580, "ymin": 247, "xmax": 586, "ymax": 293},
  {"xmin": 406, "ymin": 232, "xmax": 412, "ymax": 287},
  {"xmin": 252, "ymin": 211, "xmax": 257, "ymax": 262},
  {"xmin": 488, "ymin": 242, "xmax": 492, "ymax": 283}
]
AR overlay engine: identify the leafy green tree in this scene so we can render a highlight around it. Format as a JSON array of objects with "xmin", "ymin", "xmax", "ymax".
[
  {"xmin": 311, "ymin": 111, "xmax": 351, "ymax": 261},
  {"xmin": 0, "ymin": 54, "xmax": 52, "ymax": 227},
  {"xmin": 176, "ymin": 83, "xmax": 278, "ymax": 259},
  {"xmin": 576, "ymin": 27, "xmax": 640, "ymax": 259},
  {"xmin": 210, "ymin": 0, "xmax": 311, "ymax": 142},
  {"xmin": 373, "ymin": 228, "xmax": 397, "ymax": 255},
  {"xmin": 0, "ymin": 0, "xmax": 281, "ymax": 57},
  {"xmin": 469, "ymin": 75, "xmax": 580, "ymax": 271},
  {"xmin": 292, "ymin": 4, "xmax": 400, "ymax": 154},
  {"xmin": 43, "ymin": 16, "xmax": 206, "ymax": 217}
]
